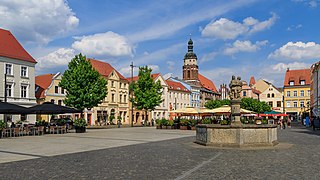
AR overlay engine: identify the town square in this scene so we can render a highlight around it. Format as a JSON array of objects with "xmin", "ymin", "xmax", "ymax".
[{"xmin": 1, "ymin": 0, "xmax": 320, "ymax": 179}]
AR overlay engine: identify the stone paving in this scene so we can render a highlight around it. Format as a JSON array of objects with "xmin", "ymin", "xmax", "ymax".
[{"xmin": 0, "ymin": 124, "xmax": 320, "ymax": 179}]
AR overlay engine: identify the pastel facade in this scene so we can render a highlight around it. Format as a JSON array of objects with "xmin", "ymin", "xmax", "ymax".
[
  {"xmin": 0, "ymin": 28, "xmax": 37, "ymax": 123},
  {"xmin": 252, "ymin": 79, "xmax": 283, "ymax": 112},
  {"xmin": 166, "ymin": 80, "xmax": 191, "ymax": 111},
  {"xmin": 90, "ymin": 59, "xmax": 129, "ymax": 125},
  {"xmin": 241, "ymin": 80, "xmax": 260, "ymax": 99},
  {"xmin": 283, "ymin": 68, "xmax": 311, "ymax": 119},
  {"xmin": 35, "ymin": 73, "xmax": 66, "ymax": 121}
]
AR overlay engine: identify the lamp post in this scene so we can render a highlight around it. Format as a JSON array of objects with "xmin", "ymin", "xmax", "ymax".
[
  {"xmin": 4, "ymin": 70, "xmax": 7, "ymax": 127},
  {"xmin": 130, "ymin": 62, "xmax": 136, "ymax": 127}
]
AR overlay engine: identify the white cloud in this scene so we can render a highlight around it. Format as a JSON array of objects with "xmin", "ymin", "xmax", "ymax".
[
  {"xmin": 72, "ymin": 31, "xmax": 134, "ymax": 57},
  {"xmin": 309, "ymin": 0, "xmax": 318, "ymax": 7},
  {"xmin": 268, "ymin": 41, "xmax": 320, "ymax": 60},
  {"xmin": 166, "ymin": 61, "xmax": 175, "ymax": 72},
  {"xmin": 37, "ymin": 48, "xmax": 76, "ymax": 69},
  {"xmin": 287, "ymin": 24, "xmax": 302, "ymax": 31},
  {"xmin": 200, "ymin": 51, "xmax": 218, "ymax": 63},
  {"xmin": 0, "ymin": 0, "xmax": 79, "ymax": 44},
  {"xmin": 272, "ymin": 62, "xmax": 310, "ymax": 72},
  {"xmin": 201, "ymin": 13, "xmax": 278, "ymax": 39},
  {"xmin": 148, "ymin": 65, "xmax": 160, "ymax": 73},
  {"xmin": 224, "ymin": 40, "xmax": 268, "ymax": 55}
]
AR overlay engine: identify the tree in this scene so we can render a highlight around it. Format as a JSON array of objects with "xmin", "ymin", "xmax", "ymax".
[
  {"xmin": 240, "ymin": 98, "xmax": 271, "ymax": 113},
  {"xmin": 205, "ymin": 99, "xmax": 230, "ymax": 109},
  {"xmin": 59, "ymin": 53, "xmax": 107, "ymax": 116},
  {"xmin": 132, "ymin": 66, "xmax": 163, "ymax": 123}
]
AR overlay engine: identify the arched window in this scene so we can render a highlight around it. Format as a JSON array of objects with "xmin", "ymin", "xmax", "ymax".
[
  {"xmin": 271, "ymin": 93, "xmax": 275, "ymax": 98},
  {"xmin": 187, "ymin": 70, "xmax": 190, "ymax": 78},
  {"xmin": 267, "ymin": 94, "xmax": 270, "ymax": 98}
]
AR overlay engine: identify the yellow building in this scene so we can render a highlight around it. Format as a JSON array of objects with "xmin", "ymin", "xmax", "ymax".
[
  {"xmin": 283, "ymin": 68, "xmax": 311, "ymax": 120},
  {"xmin": 35, "ymin": 72, "xmax": 66, "ymax": 121},
  {"xmin": 89, "ymin": 59, "xmax": 129, "ymax": 125}
]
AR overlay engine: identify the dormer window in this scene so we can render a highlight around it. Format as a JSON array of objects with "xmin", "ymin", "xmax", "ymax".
[
  {"xmin": 289, "ymin": 81, "xmax": 294, "ymax": 86},
  {"xmin": 177, "ymin": 87, "xmax": 181, "ymax": 90},
  {"xmin": 300, "ymin": 80, "xmax": 305, "ymax": 85}
]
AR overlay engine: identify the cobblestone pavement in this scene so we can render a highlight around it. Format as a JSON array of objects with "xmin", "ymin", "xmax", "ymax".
[{"xmin": 1, "ymin": 124, "xmax": 320, "ymax": 179}]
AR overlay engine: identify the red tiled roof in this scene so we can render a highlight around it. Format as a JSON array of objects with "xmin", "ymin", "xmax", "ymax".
[
  {"xmin": 198, "ymin": 74, "xmax": 218, "ymax": 93},
  {"xmin": 127, "ymin": 73, "xmax": 160, "ymax": 83},
  {"xmin": 88, "ymin": 58, "xmax": 127, "ymax": 81},
  {"xmin": 284, "ymin": 68, "xmax": 311, "ymax": 86},
  {"xmin": 35, "ymin": 74, "xmax": 55, "ymax": 99},
  {"xmin": 0, "ymin": 28, "xmax": 36, "ymax": 63},
  {"xmin": 252, "ymin": 88, "xmax": 261, "ymax": 94},
  {"xmin": 166, "ymin": 80, "xmax": 190, "ymax": 93},
  {"xmin": 249, "ymin": 76, "xmax": 256, "ymax": 86}
]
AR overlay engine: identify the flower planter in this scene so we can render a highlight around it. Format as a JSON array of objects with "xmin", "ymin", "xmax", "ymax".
[
  {"xmin": 191, "ymin": 126, "xmax": 196, "ymax": 130},
  {"xmin": 180, "ymin": 126, "xmax": 188, "ymax": 130},
  {"xmin": 166, "ymin": 126, "xmax": 173, "ymax": 129},
  {"xmin": 75, "ymin": 127, "xmax": 86, "ymax": 133},
  {"xmin": 156, "ymin": 125, "xmax": 161, "ymax": 129}
]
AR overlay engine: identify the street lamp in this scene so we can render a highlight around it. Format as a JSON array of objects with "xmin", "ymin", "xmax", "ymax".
[
  {"xmin": 130, "ymin": 62, "xmax": 136, "ymax": 127},
  {"xmin": 4, "ymin": 70, "xmax": 7, "ymax": 127}
]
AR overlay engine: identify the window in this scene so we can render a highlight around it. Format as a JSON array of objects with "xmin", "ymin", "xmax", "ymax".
[
  {"xmin": 120, "ymin": 94, "xmax": 122, "ymax": 103},
  {"xmin": 51, "ymin": 99, "xmax": 55, "ymax": 104},
  {"xmin": 300, "ymin": 101, "xmax": 304, "ymax": 108},
  {"xmin": 307, "ymin": 90, "xmax": 310, "ymax": 96},
  {"xmin": 124, "ymin": 95, "xmax": 127, "ymax": 103},
  {"xmin": 289, "ymin": 81, "xmax": 294, "ymax": 85},
  {"xmin": 307, "ymin": 101, "xmax": 310, "ymax": 107},
  {"xmin": 300, "ymin": 90, "xmax": 304, "ymax": 97},
  {"xmin": 120, "ymin": 83, "xmax": 122, "ymax": 88},
  {"xmin": 21, "ymin": 85, "xmax": 27, "ymax": 98},
  {"xmin": 286, "ymin": 101, "xmax": 290, "ymax": 107},
  {"xmin": 300, "ymin": 80, "xmax": 305, "ymax": 85},
  {"xmin": 61, "ymin": 88, "xmax": 65, "ymax": 94},
  {"xmin": 5, "ymin": 64, "xmax": 12, "ymax": 75},
  {"xmin": 271, "ymin": 93, "xmax": 275, "ymax": 98},
  {"xmin": 243, "ymin": 91, "xmax": 247, "ymax": 97},
  {"xmin": 6, "ymin": 84, "xmax": 12, "ymax": 97},
  {"xmin": 268, "ymin": 102, "xmax": 273, "ymax": 107},
  {"xmin": 293, "ymin": 91, "xmax": 297, "ymax": 97},
  {"xmin": 277, "ymin": 101, "xmax": 281, "ymax": 107},
  {"xmin": 111, "ymin": 81, "xmax": 115, "ymax": 87},
  {"xmin": 21, "ymin": 66, "xmax": 27, "ymax": 77},
  {"xmin": 112, "ymin": 94, "xmax": 115, "ymax": 102},
  {"xmin": 293, "ymin": 101, "xmax": 297, "ymax": 107},
  {"xmin": 267, "ymin": 94, "xmax": 270, "ymax": 98},
  {"xmin": 55, "ymin": 86, "xmax": 59, "ymax": 93},
  {"xmin": 286, "ymin": 91, "xmax": 290, "ymax": 97},
  {"xmin": 58, "ymin": 100, "xmax": 62, "ymax": 106}
]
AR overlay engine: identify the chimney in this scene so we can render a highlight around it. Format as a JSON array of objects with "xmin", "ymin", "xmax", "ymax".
[{"xmin": 286, "ymin": 68, "xmax": 290, "ymax": 72}]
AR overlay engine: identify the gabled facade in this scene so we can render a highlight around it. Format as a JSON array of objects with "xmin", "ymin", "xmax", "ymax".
[
  {"xmin": 0, "ymin": 28, "xmax": 37, "ymax": 123},
  {"xmin": 253, "ymin": 79, "xmax": 283, "ymax": 112},
  {"xmin": 283, "ymin": 68, "xmax": 311, "ymax": 120},
  {"xmin": 166, "ymin": 80, "xmax": 191, "ymax": 111},
  {"xmin": 35, "ymin": 72, "xmax": 66, "ymax": 121},
  {"xmin": 90, "ymin": 59, "xmax": 129, "ymax": 125},
  {"xmin": 241, "ymin": 80, "xmax": 260, "ymax": 99}
]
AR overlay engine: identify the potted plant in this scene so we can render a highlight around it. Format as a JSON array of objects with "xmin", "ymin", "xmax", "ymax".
[
  {"xmin": 155, "ymin": 119, "xmax": 161, "ymax": 129},
  {"xmin": 179, "ymin": 119, "xmax": 189, "ymax": 130},
  {"xmin": 220, "ymin": 119, "xmax": 229, "ymax": 125},
  {"xmin": 0, "ymin": 120, "xmax": 6, "ymax": 138},
  {"xmin": 74, "ymin": 118, "xmax": 87, "ymax": 133},
  {"xmin": 202, "ymin": 118, "xmax": 212, "ymax": 124},
  {"xmin": 109, "ymin": 115, "xmax": 115, "ymax": 125},
  {"xmin": 190, "ymin": 119, "xmax": 198, "ymax": 130},
  {"xmin": 166, "ymin": 120, "xmax": 174, "ymax": 129}
]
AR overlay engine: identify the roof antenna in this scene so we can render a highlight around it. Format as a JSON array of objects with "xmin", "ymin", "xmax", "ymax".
[{"xmin": 189, "ymin": 33, "xmax": 192, "ymax": 39}]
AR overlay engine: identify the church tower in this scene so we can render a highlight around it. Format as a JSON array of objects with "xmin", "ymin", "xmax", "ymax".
[{"xmin": 182, "ymin": 38, "xmax": 199, "ymax": 83}]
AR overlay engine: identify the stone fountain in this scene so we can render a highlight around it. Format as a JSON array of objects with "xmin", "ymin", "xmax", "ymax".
[{"xmin": 195, "ymin": 76, "xmax": 278, "ymax": 148}]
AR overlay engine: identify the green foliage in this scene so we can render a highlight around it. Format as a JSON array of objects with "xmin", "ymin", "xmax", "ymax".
[
  {"xmin": 180, "ymin": 119, "xmax": 190, "ymax": 126},
  {"xmin": 240, "ymin": 98, "xmax": 271, "ymax": 113},
  {"xmin": 0, "ymin": 120, "xmax": 6, "ymax": 130},
  {"xmin": 160, "ymin": 119, "xmax": 170, "ymax": 126},
  {"xmin": 74, "ymin": 118, "xmax": 87, "ymax": 127},
  {"xmin": 117, "ymin": 116, "xmax": 122, "ymax": 121},
  {"xmin": 205, "ymin": 99, "xmax": 230, "ymax": 109},
  {"xmin": 220, "ymin": 119, "xmax": 229, "ymax": 125},
  {"xmin": 109, "ymin": 115, "xmax": 115, "ymax": 124},
  {"xmin": 261, "ymin": 119, "xmax": 268, "ymax": 124},
  {"xmin": 190, "ymin": 119, "xmax": 198, "ymax": 127},
  {"xmin": 132, "ymin": 66, "xmax": 163, "ymax": 121},
  {"xmin": 155, "ymin": 119, "xmax": 161, "ymax": 125},
  {"xmin": 59, "ymin": 53, "xmax": 107, "ymax": 112},
  {"xmin": 36, "ymin": 120, "xmax": 47, "ymax": 126},
  {"xmin": 202, "ymin": 118, "xmax": 212, "ymax": 124}
]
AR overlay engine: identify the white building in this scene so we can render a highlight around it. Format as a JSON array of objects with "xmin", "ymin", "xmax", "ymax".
[{"xmin": 0, "ymin": 28, "xmax": 37, "ymax": 122}]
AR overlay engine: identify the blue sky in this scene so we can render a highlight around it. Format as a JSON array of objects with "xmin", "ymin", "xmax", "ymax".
[{"xmin": 1, "ymin": 0, "xmax": 320, "ymax": 87}]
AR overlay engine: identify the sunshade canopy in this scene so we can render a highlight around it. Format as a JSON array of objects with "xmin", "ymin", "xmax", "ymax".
[
  {"xmin": 0, "ymin": 101, "xmax": 32, "ymax": 114},
  {"xmin": 263, "ymin": 110, "xmax": 281, "ymax": 114},
  {"xmin": 202, "ymin": 105, "xmax": 254, "ymax": 114},
  {"xmin": 28, "ymin": 102, "xmax": 81, "ymax": 114},
  {"xmin": 170, "ymin": 107, "xmax": 207, "ymax": 114}
]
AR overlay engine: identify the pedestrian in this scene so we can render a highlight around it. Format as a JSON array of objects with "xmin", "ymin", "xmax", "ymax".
[
  {"xmin": 283, "ymin": 118, "xmax": 286, "ymax": 129},
  {"xmin": 117, "ymin": 120, "xmax": 121, "ymax": 128},
  {"xmin": 10, "ymin": 122, "xmax": 16, "ymax": 128},
  {"xmin": 287, "ymin": 117, "xmax": 291, "ymax": 128},
  {"xmin": 151, "ymin": 118, "xmax": 155, "ymax": 126}
]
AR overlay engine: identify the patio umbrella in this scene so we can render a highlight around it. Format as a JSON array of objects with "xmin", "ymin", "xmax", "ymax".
[
  {"xmin": 263, "ymin": 110, "xmax": 281, "ymax": 114},
  {"xmin": 202, "ymin": 105, "xmax": 254, "ymax": 114},
  {"xmin": 28, "ymin": 102, "xmax": 81, "ymax": 114},
  {"xmin": 170, "ymin": 107, "xmax": 206, "ymax": 114},
  {"xmin": 0, "ymin": 101, "xmax": 32, "ymax": 114}
]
